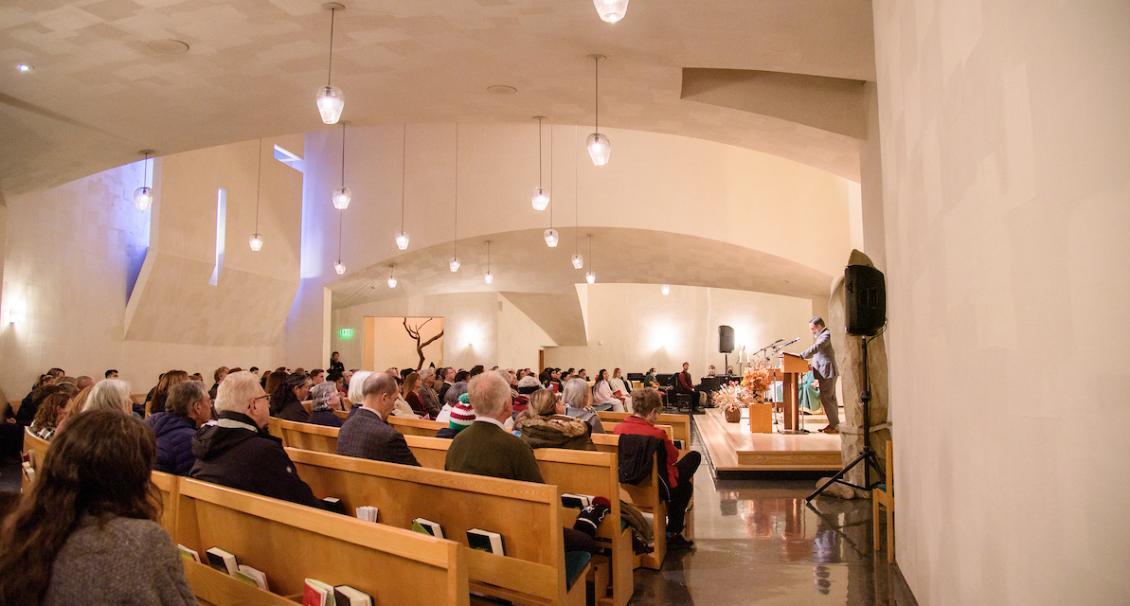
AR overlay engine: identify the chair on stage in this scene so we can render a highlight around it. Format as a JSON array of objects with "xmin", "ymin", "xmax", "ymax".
[{"xmin": 872, "ymin": 440, "xmax": 895, "ymax": 562}]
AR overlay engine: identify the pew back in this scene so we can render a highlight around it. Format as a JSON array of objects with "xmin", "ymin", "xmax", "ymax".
[
  {"xmin": 389, "ymin": 415, "xmax": 448, "ymax": 436},
  {"xmin": 176, "ymin": 477, "xmax": 469, "ymax": 606},
  {"xmin": 286, "ymin": 448, "xmax": 568, "ymax": 604},
  {"xmin": 151, "ymin": 470, "xmax": 179, "ymax": 535},
  {"xmin": 597, "ymin": 411, "xmax": 690, "ymax": 450},
  {"xmin": 590, "ymin": 433, "xmax": 669, "ymax": 570}
]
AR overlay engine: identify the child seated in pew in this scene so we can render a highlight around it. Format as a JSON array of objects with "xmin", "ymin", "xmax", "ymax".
[
  {"xmin": 0, "ymin": 410, "xmax": 196, "ymax": 605},
  {"xmin": 615, "ymin": 389, "xmax": 702, "ymax": 549}
]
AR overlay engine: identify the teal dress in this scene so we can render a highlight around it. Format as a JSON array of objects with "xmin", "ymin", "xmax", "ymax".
[{"xmin": 798, "ymin": 370, "xmax": 823, "ymax": 413}]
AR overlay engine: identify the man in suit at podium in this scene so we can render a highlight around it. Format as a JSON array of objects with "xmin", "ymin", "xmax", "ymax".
[{"xmin": 799, "ymin": 317, "xmax": 840, "ymax": 433}]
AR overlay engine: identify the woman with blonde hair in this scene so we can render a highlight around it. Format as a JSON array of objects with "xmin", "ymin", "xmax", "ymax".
[
  {"xmin": 515, "ymin": 389, "xmax": 595, "ymax": 451},
  {"xmin": 148, "ymin": 370, "xmax": 188, "ymax": 415}
]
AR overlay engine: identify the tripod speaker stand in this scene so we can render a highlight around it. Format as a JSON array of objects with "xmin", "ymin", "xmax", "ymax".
[{"xmin": 805, "ymin": 334, "xmax": 885, "ymax": 501}]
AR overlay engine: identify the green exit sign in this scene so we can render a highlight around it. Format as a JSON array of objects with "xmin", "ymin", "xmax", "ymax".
[{"xmin": 338, "ymin": 328, "xmax": 355, "ymax": 340}]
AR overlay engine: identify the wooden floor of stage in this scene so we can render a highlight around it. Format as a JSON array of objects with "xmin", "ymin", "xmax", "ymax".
[{"xmin": 695, "ymin": 407, "xmax": 843, "ymax": 474}]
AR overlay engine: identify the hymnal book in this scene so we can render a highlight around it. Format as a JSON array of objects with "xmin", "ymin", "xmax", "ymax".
[
  {"xmin": 205, "ymin": 547, "xmax": 239, "ymax": 576},
  {"xmin": 322, "ymin": 496, "xmax": 346, "ymax": 515},
  {"xmin": 466, "ymin": 528, "xmax": 506, "ymax": 555},
  {"xmin": 333, "ymin": 585, "xmax": 373, "ymax": 606},
  {"xmin": 561, "ymin": 493, "xmax": 594, "ymax": 509},
  {"xmin": 410, "ymin": 517, "xmax": 445, "ymax": 539},
  {"xmin": 303, "ymin": 578, "xmax": 335, "ymax": 606},
  {"xmin": 355, "ymin": 505, "xmax": 379, "ymax": 523},
  {"xmin": 236, "ymin": 564, "xmax": 269, "ymax": 591},
  {"xmin": 177, "ymin": 544, "xmax": 201, "ymax": 563},
  {"xmin": 21, "ymin": 451, "xmax": 35, "ymax": 483},
  {"xmin": 672, "ymin": 439, "xmax": 685, "ymax": 450}
]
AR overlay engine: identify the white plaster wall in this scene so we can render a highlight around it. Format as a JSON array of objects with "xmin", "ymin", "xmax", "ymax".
[
  {"xmin": 544, "ymin": 284, "xmax": 815, "ymax": 375},
  {"xmin": 496, "ymin": 296, "xmax": 556, "ymax": 370},
  {"xmin": 0, "ymin": 164, "xmax": 274, "ymax": 396},
  {"xmin": 873, "ymin": 1, "xmax": 1130, "ymax": 604}
]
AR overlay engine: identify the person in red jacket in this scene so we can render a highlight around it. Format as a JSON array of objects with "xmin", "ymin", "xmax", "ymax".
[
  {"xmin": 614, "ymin": 388, "xmax": 701, "ymax": 548},
  {"xmin": 675, "ymin": 361, "xmax": 703, "ymax": 413}
]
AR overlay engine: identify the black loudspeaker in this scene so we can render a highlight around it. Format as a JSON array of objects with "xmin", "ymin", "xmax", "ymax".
[
  {"xmin": 718, "ymin": 325, "xmax": 735, "ymax": 353},
  {"xmin": 845, "ymin": 265, "xmax": 886, "ymax": 336}
]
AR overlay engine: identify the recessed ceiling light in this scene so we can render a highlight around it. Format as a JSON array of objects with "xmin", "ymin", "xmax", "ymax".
[
  {"xmin": 486, "ymin": 84, "xmax": 517, "ymax": 95},
  {"xmin": 16, "ymin": 63, "xmax": 33, "ymax": 73},
  {"xmin": 145, "ymin": 39, "xmax": 191, "ymax": 55}
]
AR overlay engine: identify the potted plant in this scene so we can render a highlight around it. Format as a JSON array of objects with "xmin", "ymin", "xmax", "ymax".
[{"xmin": 715, "ymin": 383, "xmax": 751, "ymax": 423}]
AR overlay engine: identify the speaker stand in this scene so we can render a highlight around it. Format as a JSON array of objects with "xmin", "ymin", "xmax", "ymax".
[{"xmin": 805, "ymin": 336, "xmax": 884, "ymax": 502}]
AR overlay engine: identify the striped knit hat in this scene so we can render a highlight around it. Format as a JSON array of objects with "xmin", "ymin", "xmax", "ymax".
[{"xmin": 448, "ymin": 392, "xmax": 475, "ymax": 432}]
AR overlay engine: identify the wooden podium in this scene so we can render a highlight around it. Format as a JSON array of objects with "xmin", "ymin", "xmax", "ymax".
[{"xmin": 778, "ymin": 353, "xmax": 810, "ymax": 432}]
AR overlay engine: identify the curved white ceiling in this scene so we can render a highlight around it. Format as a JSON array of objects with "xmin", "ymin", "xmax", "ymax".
[{"xmin": 0, "ymin": 0, "xmax": 874, "ymax": 194}]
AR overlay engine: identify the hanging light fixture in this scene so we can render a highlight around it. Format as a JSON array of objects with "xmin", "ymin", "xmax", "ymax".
[
  {"xmin": 483, "ymin": 241, "xmax": 494, "ymax": 284},
  {"xmin": 585, "ymin": 234, "xmax": 596, "ymax": 283},
  {"xmin": 395, "ymin": 125, "xmax": 410, "ymax": 250},
  {"xmin": 133, "ymin": 149, "xmax": 154, "ymax": 210},
  {"xmin": 331, "ymin": 122, "xmax": 351, "ymax": 209},
  {"xmin": 333, "ymin": 203, "xmax": 346, "ymax": 275},
  {"xmin": 586, "ymin": 54, "xmax": 611, "ymax": 166},
  {"xmin": 387, "ymin": 265, "xmax": 398, "ymax": 289},
  {"xmin": 315, "ymin": 3, "xmax": 345, "ymax": 125},
  {"xmin": 544, "ymin": 228, "xmax": 560, "ymax": 248},
  {"xmin": 449, "ymin": 123, "xmax": 461, "ymax": 273},
  {"xmin": 531, "ymin": 116, "xmax": 550, "ymax": 211},
  {"xmin": 571, "ymin": 127, "xmax": 584, "ymax": 269},
  {"xmin": 660, "ymin": 284, "xmax": 670, "ymax": 296},
  {"xmin": 543, "ymin": 121, "xmax": 558, "ymax": 247},
  {"xmin": 249, "ymin": 140, "xmax": 264, "ymax": 252},
  {"xmin": 593, "ymin": 0, "xmax": 630, "ymax": 23}
]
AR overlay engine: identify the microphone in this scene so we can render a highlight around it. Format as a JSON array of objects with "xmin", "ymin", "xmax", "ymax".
[{"xmin": 781, "ymin": 338, "xmax": 799, "ymax": 347}]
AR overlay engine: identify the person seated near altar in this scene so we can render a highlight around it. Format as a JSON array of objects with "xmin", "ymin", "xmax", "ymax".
[
  {"xmin": 799, "ymin": 316, "xmax": 840, "ymax": 434},
  {"xmin": 705, "ymin": 364, "xmax": 717, "ymax": 377},
  {"xmin": 591, "ymin": 369, "xmax": 625, "ymax": 412},
  {"xmin": 615, "ymin": 389, "xmax": 701, "ymax": 548},
  {"xmin": 675, "ymin": 362, "xmax": 703, "ymax": 413}
]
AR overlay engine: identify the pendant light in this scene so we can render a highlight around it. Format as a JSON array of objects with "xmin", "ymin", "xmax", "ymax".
[
  {"xmin": 586, "ymin": 54, "xmax": 611, "ymax": 166},
  {"xmin": 387, "ymin": 265, "xmax": 398, "ymax": 289},
  {"xmin": 331, "ymin": 121, "xmax": 351, "ymax": 209},
  {"xmin": 315, "ymin": 3, "xmax": 345, "ymax": 125},
  {"xmin": 543, "ymin": 123, "xmax": 559, "ymax": 247},
  {"xmin": 395, "ymin": 125, "xmax": 410, "ymax": 250},
  {"xmin": 483, "ymin": 241, "xmax": 494, "ymax": 285},
  {"xmin": 249, "ymin": 139, "xmax": 264, "ymax": 252},
  {"xmin": 571, "ymin": 127, "xmax": 585, "ymax": 269},
  {"xmin": 660, "ymin": 284, "xmax": 670, "ymax": 296},
  {"xmin": 531, "ymin": 116, "xmax": 550, "ymax": 211},
  {"xmin": 333, "ymin": 206, "xmax": 346, "ymax": 275},
  {"xmin": 449, "ymin": 124, "xmax": 461, "ymax": 273},
  {"xmin": 593, "ymin": 0, "xmax": 630, "ymax": 23},
  {"xmin": 585, "ymin": 235, "xmax": 596, "ymax": 284},
  {"xmin": 133, "ymin": 150, "xmax": 154, "ymax": 210}
]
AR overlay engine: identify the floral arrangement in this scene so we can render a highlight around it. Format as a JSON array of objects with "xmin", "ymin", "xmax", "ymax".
[
  {"xmin": 714, "ymin": 382, "xmax": 753, "ymax": 413},
  {"xmin": 741, "ymin": 368, "xmax": 774, "ymax": 403}
]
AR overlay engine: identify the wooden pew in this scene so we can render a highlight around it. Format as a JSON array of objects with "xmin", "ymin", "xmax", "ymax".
[
  {"xmin": 404, "ymin": 438, "xmax": 634, "ymax": 606},
  {"xmin": 21, "ymin": 427, "xmax": 50, "ymax": 493},
  {"xmin": 597, "ymin": 411, "xmax": 690, "ymax": 451},
  {"xmin": 389, "ymin": 415, "xmax": 448, "ymax": 436},
  {"xmin": 287, "ymin": 448, "xmax": 586, "ymax": 606},
  {"xmin": 270, "ymin": 417, "xmax": 338, "ymax": 452},
  {"xmin": 177, "ymin": 477, "xmax": 469, "ymax": 606},
  {"xmin": 151, "ymin": 470, "xmax": 179, "ymax": 535}
]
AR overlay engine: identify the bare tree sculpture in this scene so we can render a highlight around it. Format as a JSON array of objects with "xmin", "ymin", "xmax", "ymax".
[{"xmin": 402, "ymin": 317, "xmax": 444, "ymax": 371}]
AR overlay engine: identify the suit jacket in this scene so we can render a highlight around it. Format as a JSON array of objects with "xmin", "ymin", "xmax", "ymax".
[
  {"xmin": 800, "ymin": 328, "xmax": 837, "ymax": 380},
  {"xmin": 336, "ymin": 408, "xmax": 420, "ymax": 466}
]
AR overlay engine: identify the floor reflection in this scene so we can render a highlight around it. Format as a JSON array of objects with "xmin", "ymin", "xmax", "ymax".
[{"xmin": 629, "ymin": 444, "xmax": 902, "ymax": 605}]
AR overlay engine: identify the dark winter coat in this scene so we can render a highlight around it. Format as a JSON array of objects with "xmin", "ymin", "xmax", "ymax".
[
  {"xmin": 189, "ymin": 412, "xmax": 319, "ymax": 508},
  {"xmin": 146, "ymin": 412, "xmax": 198, "ymax": 476}
]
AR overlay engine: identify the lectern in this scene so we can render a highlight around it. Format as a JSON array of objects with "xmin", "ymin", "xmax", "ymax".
[{"xmin": 778, "ymin": 352, "xmax": 810, "ymax": 432}]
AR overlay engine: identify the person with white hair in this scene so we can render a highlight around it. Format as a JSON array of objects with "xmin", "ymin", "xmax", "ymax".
[
  {"xmin": 82, "ymin": 379, "xmax": 133, "ymax": 415},
  {"xmin": 444, "ymin": 371, "xmax": 542, "ymax": 483},
  {"xmin": 189, "ymin": 371, "xmax": 319, "ymax": 507},
  {"xmin": 562, "ymin": 378, "xmax": 606, "ymax": 434}
]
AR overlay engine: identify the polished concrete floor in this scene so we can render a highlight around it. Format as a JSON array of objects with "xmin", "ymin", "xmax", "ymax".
[{"xmin": 629, "ymin": 439, "xmax": 915, "ymax": 605}]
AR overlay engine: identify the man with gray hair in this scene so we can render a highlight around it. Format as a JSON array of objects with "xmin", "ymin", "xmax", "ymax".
[
  {"xmin": 190, "ymin": 371, "xmax": 320, "ymax": 507},
  {"xmin": 799, "ymin": 316, "xmax": 840, "ymax": 433},
  {"xmin": 147, "ymin": 380, "xmax": 211, "ymax": 475},
  {"xmin": 336, "ymin": 373, "xmax": 419, "ymax": 466},
  {"xmin": 444, "ymin": 371, "xmax": 542, "ymax": 482}
]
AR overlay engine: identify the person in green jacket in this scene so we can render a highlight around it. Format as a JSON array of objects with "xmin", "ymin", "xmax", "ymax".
[{"xmin": 445, "ymin": 371, "xmax": 543, "ymax": 483}]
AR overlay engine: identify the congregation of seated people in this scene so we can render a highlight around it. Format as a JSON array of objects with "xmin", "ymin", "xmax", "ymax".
[{"xmin": 0, "ymin": 358, "xmax": 699, "ymax": 603}]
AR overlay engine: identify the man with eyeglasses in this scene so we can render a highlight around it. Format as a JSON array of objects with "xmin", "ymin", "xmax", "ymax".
[{"xmin": 190, "ymin": 371, "xmax": 320, "ymax": 507}]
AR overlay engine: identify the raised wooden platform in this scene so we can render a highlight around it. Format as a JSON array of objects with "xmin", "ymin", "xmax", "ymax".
[{"xmin": 696, "ymin": 407, "xmax": 843, "ymax": 474}]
